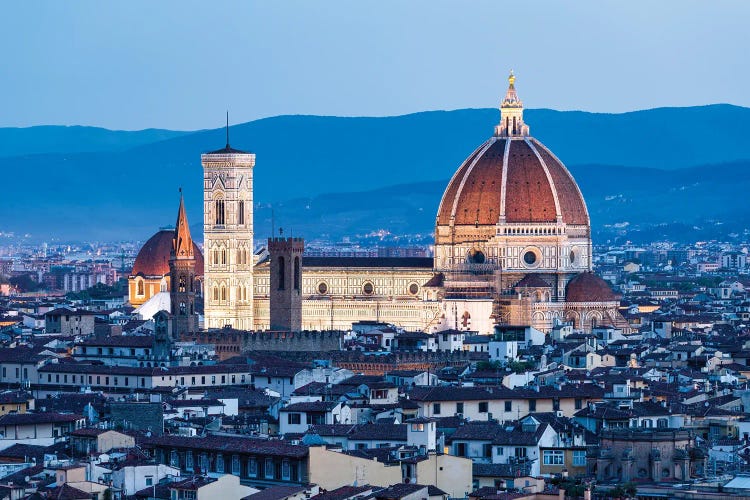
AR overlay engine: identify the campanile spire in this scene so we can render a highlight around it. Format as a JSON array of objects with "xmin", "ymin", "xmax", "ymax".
[
  {"xmin": 495, "ymin": 70, "xmax": 530, "ymax": 137},
  {"xmin": 173, "ymin": 189, "xmax": 194, "ymax": 259}
]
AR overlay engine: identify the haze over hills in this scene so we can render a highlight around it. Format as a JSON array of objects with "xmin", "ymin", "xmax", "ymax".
[
  {"xmin": 2, "ymin": 104, "xmax": 750, "ymax": 242},
  {"xmin": 0, "ymin": 126, "xmax": 190, "ymax": 157}
]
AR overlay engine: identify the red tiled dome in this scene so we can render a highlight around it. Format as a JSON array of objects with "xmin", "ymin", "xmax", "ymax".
[
  {"xmin": 437, "ymin": 138, "xmax": 589, "ymax": 227},
  {"xmin": 566, "ymin": 272, "xmax": 619, "ymax": 303},
  {"xmin": 132, "ymin": 230, "xmax": 204, "ymax": 277}
]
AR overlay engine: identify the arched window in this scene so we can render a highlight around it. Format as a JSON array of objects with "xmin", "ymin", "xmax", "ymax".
[
  {"xmin": 221, "ymin": 285, "xmax": 227, "ymax": 302},
  {"xmin": 221, "ymin": 248, "xmax": 227, "ymax": 265},
  {"xmin": 212, "ymin": 287, "xmax": 219, "ymax": 301},
  {"xmin": 178, "ymin": 276, "xmax": 186, "ymax": 293},
  {"xmin": 293, "ymin": 256, "xmax": 300, "ymax": 290},
  {"xmin": 215, "ymin": 199, "xmax": 225, "ymax": 225},
  {"xmin": 136, "ymin": 279, "xmax": 144, "ymax": 296},
  {"xmin": 238, "ymin": 200, "xmax": 245, "ymax": 225},
  {"xmin": 179, "ymin": 302, "xmax": 186, "ymax": 315},
  {"xmin": 278, "ymin": 256, "xmax": 286, "ymax": 290}
]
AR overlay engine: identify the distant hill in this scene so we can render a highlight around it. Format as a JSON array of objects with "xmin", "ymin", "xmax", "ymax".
[
  {"xmin": 0, "ymin": 125, "xmax": 189, "ymax": 157},
  {"xmin": 253, "ymin": 160, "xmax": 750, "ymax": 245},
  {"xmin": 1, "ymin": 104, "xmax": 750, "ymax": 241}
]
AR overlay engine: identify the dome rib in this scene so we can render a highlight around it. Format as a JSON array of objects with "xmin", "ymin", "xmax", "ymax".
[
  {"xmin": 436, "ymin": 142, "xmax": 487, "ymax": 224},
  {"xmin": 448, "ymin": 139, "xmax": 495, "ymax": 224},
  {"xmin": 526, "ymin": 138, "xmax": 562, "ymax": 221},
  {"xmin": 499, "ymin": 137, "xmax": 511, "ymax": 221},
  {"xmin": 532, "ymin": 139, "xmax": 590, "ymax": 226}
]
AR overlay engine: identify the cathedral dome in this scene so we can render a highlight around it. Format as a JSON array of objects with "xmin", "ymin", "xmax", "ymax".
[
  {"xmin": 435, "ymin": 72, "xmax": 589, "ymax": 244},
  {"xmin": 565, "ymin": 272, "xmax": 619, "ymax": 303},
  {"xmin": 132, "ymin": 230, "xmax": 204, "ymax": 277},
  {"xmin": 436, "ymin": 137, "xmax": 588, "ymax": 228}
]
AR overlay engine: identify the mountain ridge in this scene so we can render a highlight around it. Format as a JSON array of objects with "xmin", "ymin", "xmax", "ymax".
[{"xmin": 2, "ymin": 104, "xmax": 750, "ymax": 241}]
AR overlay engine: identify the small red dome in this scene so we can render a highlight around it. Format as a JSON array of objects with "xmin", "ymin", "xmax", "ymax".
[
  {"xmin": 566, "ymin": 272, "xmax": 619, "ymax": 303},
  {"xmin": 132, "ymin": 230, "xmax": 204, "ymax": 277}
]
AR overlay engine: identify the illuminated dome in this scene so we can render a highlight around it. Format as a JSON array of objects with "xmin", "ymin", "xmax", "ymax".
[
  {"xmin": 433, "ymin": 72, "xmax": 592, "ymax": 275},
  {"xmin": 436, "ymin": 71, "xmax": 588, "ymax": 242},
  {"xmin": 436, "ymin": 137, "xmax": 588, "ymax": 228},
  {"xmin": 132, "ymin": 229, "xmax": 204, "ymax": 277}
]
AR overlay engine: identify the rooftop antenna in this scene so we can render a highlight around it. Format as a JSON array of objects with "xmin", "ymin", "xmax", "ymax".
[
  {"xmin": 271, "ymin": 208, "xmax": 275, "ymax": 240},
  {"xmin": 225, "ymin": 111, "xmax": 230, "ymax": 148}
]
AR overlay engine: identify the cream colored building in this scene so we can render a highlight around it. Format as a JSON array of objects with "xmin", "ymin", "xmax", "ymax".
[
  {"xmin": 307, "ymin": 446, "xmax": 472, "ymax": 499},
  {"xmin": 169, "ymin": 473, "xmax": 258, "ymax": 500}
]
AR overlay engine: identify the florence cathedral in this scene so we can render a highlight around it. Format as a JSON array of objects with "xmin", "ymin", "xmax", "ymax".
[{"xmin": 128, "ymin": 73, "xmax": 629, "ymax": 337}]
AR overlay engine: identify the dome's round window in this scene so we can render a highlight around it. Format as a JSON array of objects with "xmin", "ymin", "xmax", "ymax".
[{"xmin": 524, "ymin": 251, "xmax": 537, "ymax": 265}]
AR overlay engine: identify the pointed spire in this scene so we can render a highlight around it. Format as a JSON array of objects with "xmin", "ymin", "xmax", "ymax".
[
  {"xmin": 494, "ymin": 70, "xmax": 530, "ymax": 138},
  {"xmin": 173, "ymin": 188, "xmax": 194, "ymax": 259}
]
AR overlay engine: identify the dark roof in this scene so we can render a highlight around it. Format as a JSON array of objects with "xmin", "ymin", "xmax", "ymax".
[
  {"xmin": 244, "ymin": 486, "xmax": 308, "ymax": 500},
  {"xmin": 0, "ymin": 412, "xmax": 82, "ymax": 425},
  {"xmin": 280, "ymin": 401, "xmax": 339, "ymax": 413},
  {"xmin": 423, "ymin": 273, "xmax": 445, "ymax": 288},
  {"xmin": 140, "ymin": 434, "xmax": 308, "ymax": 458},
  {"xmin": 306, "ymin": 424, "xmax": 357, "ymax": 437},
  {"xmin": 38, "ymin": 483, "xmax": 91, "ymax": 500},
  {"xmin": 135, "ymin": 483, "xmax": 171, "ymax": 499},
  {"xmin": 473, "ymin": 462, "xmax": 531, "ymax": 478},
  {"xmin": 70, "ymin": 427, "xmax": 130, "ymax": 437},
  {"xmin": 78, "ymin": 335, "xmax": 154, "ymax": 348},
  {"xmin": 311, "ymin": 485, "xmax": 377, "ymax": 500},
  {"xmin": 302, "ymin": 257, "xmax": 433, "ymax": 269},
  {"xmin": 0, "ymin": 347, "xmax": 49, "ymax": 364},
  {"xmin": 37, "ymin": 393, "xmax": 108, "ymax": 414},
  {"xmin": 371, "ymin": 483, "xmax": 426, "ymax": 500},
  {"xmin": 206, "ymin": 145, "xmax": 252, "ymax": 155},
  {"xmin": 514, "ymin": 274, "xmax": 552, "ymax": 288},
  {"xmin": 0, "ymin": 391, "xmax": 32, "ymax": 404},
  {"xmin": 44, "ymin": 307, "xmax": 97, "ymax": 317},
  {"xmin": 449, "ymin": 421, "xmax": 548, "ymax": 446},
  {"xmin": 0, "ymin": 443, "xmax": 48, "ymax": 462},
  {"xmin": 348, "ymin": 423, "xmax": 407, "ymax": 441}
]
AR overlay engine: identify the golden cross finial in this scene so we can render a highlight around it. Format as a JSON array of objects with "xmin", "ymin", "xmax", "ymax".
[{"xmin": 508, "ymin": 69, "xmax": 515, "ymax": 87}]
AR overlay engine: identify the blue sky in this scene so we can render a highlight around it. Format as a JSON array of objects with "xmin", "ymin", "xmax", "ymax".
[{"xmin": 2, "ymin": 0, "xmax": 748, "ymax": 130}]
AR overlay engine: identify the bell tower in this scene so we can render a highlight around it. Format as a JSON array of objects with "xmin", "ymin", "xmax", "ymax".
[
  {"xmin": 268, "ymin": 237, "xmax": 304, "ymax": 332},
  {"xmin": 169, "ymin": 190, "xmax": 199, "ymax": 337},
  {"xmin": 202, "ymin": 117, "xmax": 255, "ymax": 330}
]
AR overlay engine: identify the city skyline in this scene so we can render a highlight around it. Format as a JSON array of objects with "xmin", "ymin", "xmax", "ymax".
[{"xmin": 2, "ymin": 0, "xmax": 749, "ymax": 130}]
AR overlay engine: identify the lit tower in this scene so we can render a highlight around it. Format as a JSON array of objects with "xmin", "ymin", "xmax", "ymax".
[{"xmin": 202, "ymin": 118, "xmax": 255, "ymax": 329}]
